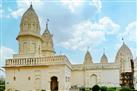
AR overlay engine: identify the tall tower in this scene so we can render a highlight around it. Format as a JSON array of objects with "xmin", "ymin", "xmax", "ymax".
[
  {"xmin": 16, "ymin": 4, "xmax": 42, "ymax": 57},
  {"xmin": 41, "ymin": 19, "xmax": 55, "ymax": 56}
]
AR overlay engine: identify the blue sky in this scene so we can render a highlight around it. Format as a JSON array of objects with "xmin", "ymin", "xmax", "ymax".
[{"xmin": 0, "ymin": 0, "xmax": 137, "ymax": 67}]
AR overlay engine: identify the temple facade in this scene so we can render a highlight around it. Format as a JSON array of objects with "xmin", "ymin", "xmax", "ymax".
[{"xmin": 4, "ymin": 5, "xmax": 137, "ymax": 91}]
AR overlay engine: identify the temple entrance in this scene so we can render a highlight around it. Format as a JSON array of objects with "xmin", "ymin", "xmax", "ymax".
[
  {"xmin": 90, "ymin": 74, "xmax": 97, "ymax": 87},
  {"xmin": 50, "ymin": 76, "xmax": 58, "ymax": 91}
]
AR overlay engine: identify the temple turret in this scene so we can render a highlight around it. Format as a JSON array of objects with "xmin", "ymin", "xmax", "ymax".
[
  {"xmin": 16, "ymin": 4, "xmax": 42, "ymax": 57},
  {"xmin": 41, "ymin": 19, "xmax": 55, "ymax": 56}
]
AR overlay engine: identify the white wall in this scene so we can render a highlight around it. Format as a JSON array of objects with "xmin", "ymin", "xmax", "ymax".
[
  {"xmin": 5, "ymin": 65, "xmax": 68, "ymax": 91},
  {"xmin": 134, "ymin": 61, "xmax": 137, "ymax": 90},
  {"xmin": 100, "ymin": 69, "xmax": 120, "ymax": 87},
  {"xmin": 71, "ymin": 66, "xmax": 120, "ymax": 88},
  {"xmin": 71, "ymin": 70, "xmax": 84, "ymax": 87}
]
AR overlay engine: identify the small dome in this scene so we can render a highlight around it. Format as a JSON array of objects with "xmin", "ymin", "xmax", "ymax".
[
  {"xmin": 100, "ymin": 53, "xmax": 108, "ymax": 64},
  {"xmin": 115, "ymin": 42, "xmax": 133, "ymax": 63},
  {"xmin": 83, "ymin": 51, "xmax": 93, "ymax": 64}
]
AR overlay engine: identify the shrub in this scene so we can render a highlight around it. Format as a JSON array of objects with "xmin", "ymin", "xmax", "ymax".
[
  {"xmin": 92, "ymin": 85, "xmax": 100, "ymax": 91},
  {"xmin": 120, "ymin": 87, "xmax": 132, "ymax": 91},
  {"xmin": 100, "ymin": 86, "xmax": 107, "ymax": 91},
  {"xmin": 80, "ymin": 87, "xmax": 85, "ymax": 91},
  {"xmin": 107, "ymin": 87, "xmax": 116, "ymax": 91}
]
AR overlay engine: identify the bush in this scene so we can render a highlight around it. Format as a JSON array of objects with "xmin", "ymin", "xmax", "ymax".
[
  {"xmin": 107, "ymin": 87, "xmax": 116, "ymax": 91},
  {"xmin": 92, "ymin": 85, "xmax": 100, "ymax": 91},
  {"xmin": 100, "ymin": 86, "xmax": 107, "ymax": 91},
  {"xmin": 80, "ymin": 87, "xmax": 85, "ymax": 91},
  {"xmin": 120, "ymin": 87, "xmax": 132, "ymax": 91},
  {"xmin": 0, "ymin": 79, "xmax": 5, "ymax": 91}
]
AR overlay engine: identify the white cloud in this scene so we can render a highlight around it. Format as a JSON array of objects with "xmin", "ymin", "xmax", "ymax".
[
  {"xmin": 16, "ymin": 0, "xmax": 44, "ymax": 8},
  {"xmin": 8, "ymin": 0, "xmax": 102, "ymax": 19},
  {"xmin": 61, "ymin": 17, "xmax": 120, "ymax": 50},
  {"xmin": 99, "ymin": 17, "xmax": 120, "ymax": 34},
  {"xmin": 121, "ymin": 21, "xmax": 137, "ymax": 42},
  {"xmin": 90, "ymin": 0, "xmax": 102, "ymax": 12},
  {"xmin": 61, "ymin": 21, "xmax": 105, "ymax": 50},
  {"xmin": 0, "ymin": 8, "xmax": 3, "ymax": 18},
  {"xmin": 10, "ymin": 8, "xmax": 25, "ymax": 19},
  {"xmin": 0, "ymin": 4, "xmax": 12, "ymax": 18},
  {"xmin": 60, "ymin": 0, "xmax": 83, "ymax": 13},
  {"xmin": 60, "ymin": 0, "xmax": 102, "ymax": 13},
  {"xmin": 0, "ymin": 46, "xmax": 15, "ymax": 66},
  {"xmin": 0, "ymin": 3, "xmax": 4, "ymax": 18},
  {"xmin": 9, "ymin": 0, "xmax": 44, "ymax": 19}
]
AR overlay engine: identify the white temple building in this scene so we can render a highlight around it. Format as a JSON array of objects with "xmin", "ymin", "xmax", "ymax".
[{"xmin": 4, "ymin": 4, "xmax": 137, "ymax": 91}]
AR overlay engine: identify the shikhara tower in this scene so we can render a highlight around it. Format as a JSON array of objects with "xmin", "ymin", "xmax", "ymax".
[
  {"xmin": 17, "ymin": 4, "xmax": 41, "ymax": 56},
  {"xmin": 16, "ymin": 4, "xmax": 55, "ymax": 58},
  {"xmin": 41, "ymin": 21, "xmax": 55, "ymax": 56},
  {"xmin": 4, "ymin": 4, "xmax": 137, "ymax": 91}
]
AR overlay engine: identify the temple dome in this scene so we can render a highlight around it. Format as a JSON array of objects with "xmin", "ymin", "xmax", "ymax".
[
  {"xmin": 100, "ymin": 53, "xmax": 108, "ymax": 64},
  {"xmin": 115, "ymin": 42, "xmax": 133, "ymax": 63},
  {"xmin": 21, "ymin": 5, "xmax": 39, "ymax": 26},
  {"xmin": 17, "ymin": 4, "xmax": 40, "ymax": 39}
]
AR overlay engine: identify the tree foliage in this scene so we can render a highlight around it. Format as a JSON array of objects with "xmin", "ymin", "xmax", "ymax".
[
  {"xmin": 100, "ymin": 86, "xmax": 107, "ymax": 91},
  {"xmin": 120, "ymin": 87, "xmax": 132, "ymax": 91},
  {"xmin": 92, "ymin": 85, "xmax": 100, "ymax": 91},
  {"xmin": 0, "ymin": 79, "xmax": 5, "ymax": 91}
]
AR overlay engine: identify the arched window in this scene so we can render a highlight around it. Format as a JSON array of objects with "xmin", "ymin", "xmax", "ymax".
[
  {"xmin": 34, "ymin": 78, "xmax": 41, "ymax": 91},
  {"xmin": 23, "ymin": 42, "xmax": 27, "ymax": 54},
  {"xmin": 30, "ymin": 43, "xmax": 36, "ymax": 53},
  {"xmin": 23, "ymin": 23, "xmax": 28, "ymax": 31}
]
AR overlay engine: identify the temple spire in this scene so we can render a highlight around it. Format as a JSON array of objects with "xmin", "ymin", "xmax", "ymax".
[
  {"xmin": 122, "ymin": 37, "xmax": 125, "ymax": 44},
  {"xmin": 46, "ymin": 19, "xmax": 49, "ymax": 30},
  {"xmin": 30, "ymin": 2, "xmax": 33, "ymax": 8},
  {"xmin": 103, "ymin": 48, "xmax": 105, "ymax": 54},
  {"xmin": 87, "ymin": 46, "xmax": 90, "ymax": 51},
  {"xmin": 41, "ymin": 18, "xmax": 55, "ymax": 56},
  {"xmin": 83, "ymin": 50, "xmax": 93, "ymax": 64}
]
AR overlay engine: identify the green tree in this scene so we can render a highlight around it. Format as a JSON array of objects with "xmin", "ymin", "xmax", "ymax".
[
  {"xmin": 100, "ymin": 86, "xmax": 107, "ymax": 91},
  {"xmin": 92, "ymin": 85, "xmax": 100, "ymax": 91},
  {"xmin": 0, "ymin": 79, "xmax": 5, "ymax": 91}
]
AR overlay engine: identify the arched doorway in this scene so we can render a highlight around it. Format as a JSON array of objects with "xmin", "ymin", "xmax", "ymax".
[
  {"xmin": 90, "ymin": 74, "xmax": 97, "ymax": 87},
  {"xmin": 50, "ymin": 76, "xmax": 58, "ymax": 91}
]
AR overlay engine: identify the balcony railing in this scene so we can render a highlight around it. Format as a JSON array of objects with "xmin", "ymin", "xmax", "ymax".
[{"xmin": 5, "ymin": 55, "xmax": 71, "ymax": 68}]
